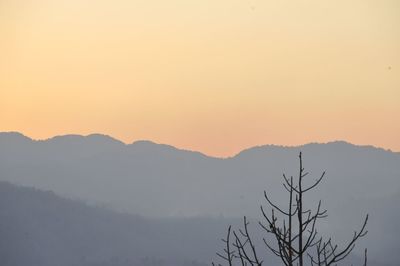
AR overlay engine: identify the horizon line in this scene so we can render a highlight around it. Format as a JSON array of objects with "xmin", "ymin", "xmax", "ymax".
[{"xmin": 1, "ymin": 131, "xmax": 397, "ymax": 159}]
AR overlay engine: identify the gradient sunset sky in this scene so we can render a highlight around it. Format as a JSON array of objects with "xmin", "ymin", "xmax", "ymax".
[{"xmin": 1, "ymin": 0, "xmax": 399, "ymax": 157}]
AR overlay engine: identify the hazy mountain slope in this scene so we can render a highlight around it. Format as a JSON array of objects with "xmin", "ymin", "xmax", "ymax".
[
  {"xmin": 1, "ymin": 132, "xmax": 399, "ymax": 265},
  {"xmin": 0, "ymin": 181, "xmax": 236, "ymax": 266},
  {"xmin": 0, "ymin": 182, "xmax": 392, "ymax": 266},
  {"xmin": 0, "ymin": 132, "xmax": 398, "ymax": 217}
]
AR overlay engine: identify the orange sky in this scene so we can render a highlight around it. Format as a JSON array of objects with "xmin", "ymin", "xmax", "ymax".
[{"xmin": 1, "ymin": 0, "xmax": 399, "ymax": 157}]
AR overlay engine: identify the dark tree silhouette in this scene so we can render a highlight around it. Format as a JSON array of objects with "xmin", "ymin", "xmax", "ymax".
[{"xmin": 213, "ymin": 152, "xmax": 368, "ymax": 266}]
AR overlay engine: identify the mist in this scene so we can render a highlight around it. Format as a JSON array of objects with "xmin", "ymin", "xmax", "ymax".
[{"xmin": 0, "ymin": 132, "xmax": 399, "ymax": 265}]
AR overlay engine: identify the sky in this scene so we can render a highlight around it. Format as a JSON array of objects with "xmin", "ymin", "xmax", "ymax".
[{"xmin": 1, "ymin": 0, "xmax": 399, "ymax": 157}]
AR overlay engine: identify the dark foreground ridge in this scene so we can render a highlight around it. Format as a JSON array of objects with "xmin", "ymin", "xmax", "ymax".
[{"xmin": 0, "ymin": 181, "xmax": 234, "ymax": 266}]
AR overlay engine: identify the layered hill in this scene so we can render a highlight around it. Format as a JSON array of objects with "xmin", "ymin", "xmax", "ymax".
[
  {"xmin": 0, "ymin": 132, "xmax": 399, "ymax": 264},
  {"xmin": 0, "ymin": 181, "xmax": 234, "ymax": 266}
]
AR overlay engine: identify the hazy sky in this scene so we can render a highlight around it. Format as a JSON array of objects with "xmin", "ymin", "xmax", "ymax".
[{"xmin": 1, "ymin": 0, "xmax": 399, "ymax": 157}]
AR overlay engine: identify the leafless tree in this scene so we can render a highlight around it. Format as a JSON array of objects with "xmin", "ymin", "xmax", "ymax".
[{"xmin": 214, "ymin": 152, "xmax": 368, "ymax": 266}]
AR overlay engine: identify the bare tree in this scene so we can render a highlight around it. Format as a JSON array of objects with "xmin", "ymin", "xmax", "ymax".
[{"xmin": 214, "ymin": 152, "xmax": 368, "ymax": 266}]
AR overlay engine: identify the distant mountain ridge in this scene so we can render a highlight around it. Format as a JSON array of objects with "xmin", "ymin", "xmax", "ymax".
[
  {"xmin": 1, "ymin": 131, "xmax": 399, "ymax": 264},
  {"xmin": 1, "ymin": 131, "xmax": 399, "ymax": 216},
  {"xmin": 1, "ymin": 131, "xmax": 397, "ymax": 158}
]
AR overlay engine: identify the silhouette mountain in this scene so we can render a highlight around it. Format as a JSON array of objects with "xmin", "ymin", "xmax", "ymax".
[
  {"xmin": 0, "ymin": 181, "xmax": 393, "ymax": 266},
  {"xmin": 0, "ymin": 181, "xmax": 234, "ymax": 266},
  {"xmin": 0, "ymin": 132, "xmax": 399, "ymax": 265}
]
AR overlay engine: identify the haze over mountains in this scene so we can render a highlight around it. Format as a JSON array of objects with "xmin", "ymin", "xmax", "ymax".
[
  {"xmin": 1, "ymin": 132, "xmax": 399, "ymax": 265},
  {"xmin": 0, "ymin": 181, "xmax": 229, "ymax": 266}
]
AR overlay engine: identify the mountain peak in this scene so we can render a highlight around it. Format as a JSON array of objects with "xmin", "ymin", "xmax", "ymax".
[
  {"xmin": 234, "ymin": 140, "xmax": 396, "ymax": 159},
  {"xmin": 45, "ymin": 133, "xmax": 124, "ymax": 146},
  {"xmin": 0, "ymin": 132, "xmax": 33, "ymax": 144}
]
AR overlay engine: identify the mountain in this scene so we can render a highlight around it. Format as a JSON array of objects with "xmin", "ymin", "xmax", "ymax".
[
  {"xmin": 0, "ymin": 181, "xmax": 389, "ymax": 266},
  {"xmin": 0, "ymin": 132, "xmax": 399, "ymax": 264},
  {"xmin": 1, "ymin": 132, "xmax": 398, "ymax": 217},
  {"xmin": 0, "ymin": 181, "xmax": 235, "ymax": 266}
]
